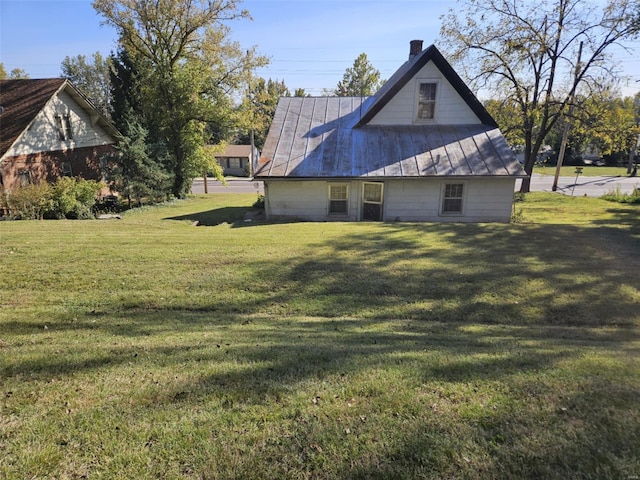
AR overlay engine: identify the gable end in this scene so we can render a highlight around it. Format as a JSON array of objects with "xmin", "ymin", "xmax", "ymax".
[{"xmin": 356, "ymin": 45, "xmax": 497, "ymax": 128}]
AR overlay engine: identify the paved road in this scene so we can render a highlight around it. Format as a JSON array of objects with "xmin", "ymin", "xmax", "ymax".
[
  {"xmin": 192, "ymin": 174, "xmax": 639, "ymax": 197},
  {"xmin": 191, "ymin": 178, "xmax": 264, "ymax": 194},
  {"xmin": 524, "ymin": 173, "xmax": 639, "ymax": 196}
]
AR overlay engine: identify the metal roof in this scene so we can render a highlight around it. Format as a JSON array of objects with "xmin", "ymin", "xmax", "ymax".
[
  {"xmin": 255, "ymin": 44, "xmax": 526, "ymax": 180},
  {"xmin": 255, "ymin": 96, "xmax": 526, "ymax": 179}
]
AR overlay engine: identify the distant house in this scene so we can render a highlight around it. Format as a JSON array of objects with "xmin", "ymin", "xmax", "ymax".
[
  {"xmin": 254, "ymin": 42, "xmax": 527, "ymax": 222},
  {"xmin": 214, "ymin": 144, "xmax": 258, "ymax": 177},
  {"xmin": 0, "ymin": 78, "xmax": 120, "ymax": 191}
]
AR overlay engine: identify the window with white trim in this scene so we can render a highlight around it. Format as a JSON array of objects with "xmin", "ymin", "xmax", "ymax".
[
  {"xmin": 417, "ymin": 82, "xmax": 437, "ymax": 120},
  {"xmin": 328, "ymin": 184, "xmax": 349, "ymax": 215},
  {"xmin": 441, "ymin": 183, "xmax": 464, "ymax": 214}
]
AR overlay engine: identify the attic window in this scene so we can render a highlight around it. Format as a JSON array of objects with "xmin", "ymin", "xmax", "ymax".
[
  {"xmin": 54, "ymin": 114, "xmax": 73, "ymax": 141},
  {"xmin": 417, "ymin": 82, "xmax": 437, "ymax": 120},
  {"xmin": 55, "ymin": 115, "xmax": 65, "ymax": 140},
  {"xmin": 64, "ymin": 115, "xmax": 73, "ymax": 140}
]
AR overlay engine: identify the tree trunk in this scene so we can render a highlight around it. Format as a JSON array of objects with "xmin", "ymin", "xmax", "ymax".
[{"xmin": 519, "ymin": 137, "xmax": 535, "ymax": 193}]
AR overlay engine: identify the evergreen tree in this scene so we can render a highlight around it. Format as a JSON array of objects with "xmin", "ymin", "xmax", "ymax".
[
  {"xmin": 106, "ymin": 47, "xmax": 172, "ymax": 204},
  {"xmin": 335, "ymin": 53, "xmax": 383, "ymax": 97}
]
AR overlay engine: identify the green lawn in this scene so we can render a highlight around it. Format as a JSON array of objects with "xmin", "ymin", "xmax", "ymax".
[{"xmin": 1, "ymin": 193, "xmax": 639, "ymax": 479}]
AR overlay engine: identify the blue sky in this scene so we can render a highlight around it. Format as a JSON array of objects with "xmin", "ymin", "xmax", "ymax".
[{"xmin": 1, "ymin": 0, "xmax": 639, "ymax": 97}]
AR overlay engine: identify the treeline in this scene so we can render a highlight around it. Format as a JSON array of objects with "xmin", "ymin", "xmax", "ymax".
[{"xmin": 486, "ymin": 94, "xmax": 640, "ymax": 167}]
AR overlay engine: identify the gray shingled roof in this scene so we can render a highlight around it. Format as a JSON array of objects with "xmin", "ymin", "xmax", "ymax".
[
  {"xmin": 0, "ymin": 79, "xmax": 66, "ymax": 158},
  {"xmin": 255, "ymin": 96, "xmax": 526, "ymax": 179},
  {"xmin": 216, "ymin": 144, "xmax": 253, "ymax": 158}
]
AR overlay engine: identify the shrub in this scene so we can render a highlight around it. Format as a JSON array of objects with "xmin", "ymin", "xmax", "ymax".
[
  {"xmin": 252, "ymin": 194, "xmax": 265, "ymax": 209},
  {"xmin": 48, "ymin": 177, "xmax": 106, "ymax": 219},
  {"xmin": 0, "ymin": 183, "xmax": 53, "ymax": 220},
  {"xmin": 601, "ymin": 185, "xmax": 640, "ymax": 204}
]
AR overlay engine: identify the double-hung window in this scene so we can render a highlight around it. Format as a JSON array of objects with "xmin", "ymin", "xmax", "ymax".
[
  {"xmin": 328, "ymin": 184, "xmax": 349, "ymax": 215},
  {"xmin": 441, "ymin": 183, "xmax": 464, "ymax": 214},
  {"xmin": 54, "ymin": 115, "xmax": 66, "ymax": 141},
  {"xmin": 417, "ymin": 82, "xmax": 437, "ymax": 120},
  {"xmin": 54, "ymin": 114, "xmax": 73, "ymax": 141},
  {"xmin": 64, "ymin": 115, "xmax": 73, "ymax": 140}
]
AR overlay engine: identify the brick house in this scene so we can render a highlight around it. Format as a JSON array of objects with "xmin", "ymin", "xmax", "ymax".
[{"xmin": 0, "ymin": 78, "xmax": 120, "ymax": 191}]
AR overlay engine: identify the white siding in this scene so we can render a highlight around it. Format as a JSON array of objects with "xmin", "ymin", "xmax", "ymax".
[
  {"xmin": 264, "ymin": 180, "xmax": 358, "ymax": 221},
  {"xmin": 264, "ymin": 177, "xmax": 516, "ymax": 223},
  {"xmin": 5, "ymin": 89, "xmax": 114, "ymax": 157},
  {"xmin": 384, "ymin": 178, "xmax": 515, "ymax": 222},
  {"xmin": 369, "ymin": 62, "xmax": 481, "ymax": 126}
]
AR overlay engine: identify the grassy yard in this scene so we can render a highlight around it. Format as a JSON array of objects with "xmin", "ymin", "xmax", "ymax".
[{"xmin": 1, "ymin": 193, "xmax": 639, "ymax": 479}]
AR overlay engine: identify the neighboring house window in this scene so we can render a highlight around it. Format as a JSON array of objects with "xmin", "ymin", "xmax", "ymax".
[
  {"xmin": 441, "ymin": 183, "xmax": 464, "ymax": 214},
  {"xmin": 18, "ymin": 170, "xmax": 31, "ymax": 186},
  {"xmin": 417, "ymin": 82, "xmax": 437, "ymax": 120},
  {"xmin": 328, "ymin": 184, "xmax": 349, "ymax": 215},
  {"xmin": 54, "ymin": 114, "xmax": 73, "ymax": 141},
  {"xmin": 64, "ymin": 115, "xmax": 73, "ymax": 140},
  {"xmin": 54, "ymin": 115, "xmax": 66, "ymax": 140},
  {"xmin": 62, "ymin": 162, "xmax": 73, "ymax": 177},
  {"xmin": 229, "ymin": 157, "xmax": 241, "ymax": 169}
]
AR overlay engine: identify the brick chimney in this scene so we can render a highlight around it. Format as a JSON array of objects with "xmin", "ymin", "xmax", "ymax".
[{"xmin": 409, "ymin": 40, "xmax": 423, "ymax": 59}]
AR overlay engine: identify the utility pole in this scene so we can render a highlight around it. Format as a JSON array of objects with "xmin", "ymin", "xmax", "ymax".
[
  {"xmin": 627, "ymin": 93, "xmax": 639, "ymax": 175},
  {"xmin": 552, "ymin": 42, "xmax": 583, "ymax": 192}
]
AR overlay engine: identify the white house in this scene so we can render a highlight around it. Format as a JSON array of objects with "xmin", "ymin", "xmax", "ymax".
[
  {"xmin": 254, "ymin": 41, "xmax": 527, "ymax": 222},
  {"xmin": 0, "ymin": 78, "xmax": 120, "ymax": 191}
]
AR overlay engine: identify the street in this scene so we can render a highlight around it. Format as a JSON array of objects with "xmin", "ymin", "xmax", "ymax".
[
  {"xmin": 191, "ymin": 177, "xmax": 264, "ymax": 194},
  {"xmin": 192, "ymin": 174, "xmax": 638, "ymax": 197},
  {"xmin": 523, "ymin": 173, "xmax": 639, "ymax": 196}
]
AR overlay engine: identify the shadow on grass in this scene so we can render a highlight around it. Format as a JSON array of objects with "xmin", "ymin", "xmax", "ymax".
[
  {"xmin": 3, "ymin": 216, "xmax": 640, "ymax": 478},
  {"xmin": 163, "ymin": 207, "xmax": 252, "ymax": 226}
]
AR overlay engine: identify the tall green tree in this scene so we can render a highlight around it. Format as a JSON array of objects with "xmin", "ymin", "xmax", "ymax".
[
  {"xmin": 61, "ymin": 52, "xmax": 112, "ymax": 115},
  {"xmin": 440, "ymin": 0, "xmax": 640, "ymax": 192},
  {"xmin": 237, "ymin": 78, "xmax": 290, "ymax": 149},
  {"xmin": 93, "ymin": 0, "xmax": 268, "ymax": 198},
  {"xmin": 573, "ymin": 92, "xmax": 640, "ymax": 166},
  {"xmin": 104, "ymin": 115, "xmax": 172, "ymax": 206},
  {"xmin": 106, "ymin": 47, "xmax": 171, "ymax": 203},
  {"xmin": 335, "ymin": 53, "xmax": 383, "ymax": 97}
]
